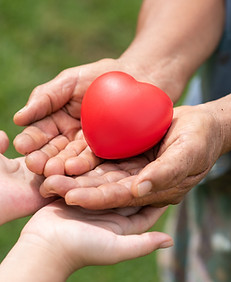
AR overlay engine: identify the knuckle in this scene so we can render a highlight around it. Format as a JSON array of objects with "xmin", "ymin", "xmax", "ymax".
[
  {"xmin": 57, "ymin": 68, "xmax": 71, "ymax": 78},
  {"xmin": 32, "ymin": 85, "xmax": 42, "ymax": 95}
]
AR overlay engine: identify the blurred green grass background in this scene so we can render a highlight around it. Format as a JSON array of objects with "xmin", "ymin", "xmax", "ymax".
[{"xmin": 0, "ymin": 0, "xmax": 170, "ymax": 281}]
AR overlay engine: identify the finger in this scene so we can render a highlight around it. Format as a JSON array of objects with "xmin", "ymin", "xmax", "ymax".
[
  {"xmin": 13, "ymin": 70, "xmax": 79, "ymax": 126},
  {"xmin": 64, "ymin": 175, "xmax": 164, "ymax": 209},
  {"xmin": 127, "ymin": 206, "xmax": 167, "ymax": 234},
  {"xmin": 40, "ymin": 176, "xmax": 79, "ymax": 198},
  {"xmin": 25, "ymin": 135, "xmax": 69, "ymax": 175},
  {"xmin": 84, "ymin": 162, "xmax": 125, "ymax": 176},
  {"xmin": 65, "ymin": 146, "xmax": 102, "ymax": 176},
  {"xmin": 131, "ymin": 141, "xmax": 192, "ymax": 198},
  {"xmin": 0, "ymin": 131, "xmax": 9, "ymax": 154},
  {"xmin": 65, "ymin": 174, "xmax": 176, "ymax": 209},
  {"xmin": 40, "ymin": 170, "xmax": 130, "ymax": 198},
  {"xmin": 14, "ymin": 110, "xmax": 81, "ymax": 155},
  {"xmin": 105, "ymin": 232, "xmax": 173, "ymax": 265},
  {"xmin": 14, "ymin": 125, "xmax": 55, "ymax": 155},
  {"xmin": 43, "ymin": 140, "xmax": 87, "ymax": 176},
  {"xmin": 65, "ymin": 182, "xmax": 134, "ymax": 209}
]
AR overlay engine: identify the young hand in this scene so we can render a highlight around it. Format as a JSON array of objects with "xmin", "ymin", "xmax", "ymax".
[
  {"xmin": 0, "ymin": 131, "xmax": 53, "ymax": 225},
  {"xmin": 0, "ymin": 199, "xmax": 173, "ymax": 282}
]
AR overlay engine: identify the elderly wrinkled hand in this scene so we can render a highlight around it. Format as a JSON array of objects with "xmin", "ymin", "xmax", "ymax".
[{"xmin": 40, "ymin": 104, "xmax": 224, "ymax": 208}]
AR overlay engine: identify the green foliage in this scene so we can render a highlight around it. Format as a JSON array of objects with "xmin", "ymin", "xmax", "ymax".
[{"xmin": 0, "ymin": 1, "xmax": 169, "ymax": 281}]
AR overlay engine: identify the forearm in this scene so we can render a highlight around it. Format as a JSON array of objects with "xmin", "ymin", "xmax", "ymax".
[
  {"xmin": 120, "ymin": 0, "xmax": 225, "ymax": 103},
  {"xmin": 0, "ymin": 235, "xmax": 75, "ymax": 282}
]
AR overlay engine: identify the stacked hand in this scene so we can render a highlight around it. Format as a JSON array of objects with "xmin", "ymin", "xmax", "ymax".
[
  {"xmin": 1, "ymin": 0, "xmax": 227, "ymax": 280},
  {"xmin": 22, "ymin": 200, "xmax": 172, "ymax": 267},
  {"xmin": 13, "ymin": 59, "xmax": 224, "ymax": 208},
  {"xmin": 0, "ymin": 129, "xmax": 173, "ymax": 281},
  {"xmin": 0, "ymin": 199, "xmax": 172, "ymax": 282}
]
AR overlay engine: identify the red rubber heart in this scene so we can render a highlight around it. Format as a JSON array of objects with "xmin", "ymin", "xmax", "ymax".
[{"xmin": 81, "ymin": 71, "xmax": 173, "ymax": 159}]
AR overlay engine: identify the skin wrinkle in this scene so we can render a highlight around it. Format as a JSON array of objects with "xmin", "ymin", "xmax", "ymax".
[
  {"xmin": 49, "ymin": 112, "xmax": 81, "ymax": 148},
  {"xmin": 156, "ymin": 133, "xmax": 178, "ymax": 157},
  {"xmin": 149, "ymin": 187, "xmax": 185, "ymax": 206},
  {"xmin": 65, "ymin": 141, "xmax": 85, "ymax": 156},
  {"xmin": 117, "ymin": 157, "xmax": 149, "ymax": 171},
  {"xmin": 55, "ymin": 71, "xmax": 79, "ymax": 108},
  {"xmin": 62, "ymin": 70, "xmax": 79, "ymax": 98},
  {"xmin": 37, "ymin": 118, "xmax": 60, "ymax": 140},
  {"xmin": 29, "ymin": 126, "xmax": 50, "ymax": 143},
  {"xmin": 46, "ymin": 92, "xmax": 55, "ymax": 115},
  {"xmin": 63, "ymin": 69, "xmax": 85, "ymax": 119},
  {"xmin": 115, "ymin": 184, "xmax": 135, "ymax": 208},
  {"xmin": 20, "ymin": 130, "xmax": 48, "ymax": 154},
  {"xmin": 41, "ymin": 138, "xmax": 69, "ymax": 158},
  {"xmin": 49, "ymin": 112, "xmax": 69, "ymax": 139},
  {"xmin": 86, "ymin": 219, "xmax": 124, "ymax": 236},
  {"xmin": 53, "ymin": 156, "xmax": 65, "ymax": 169},
  {"xmin": 61, "ymin": 105, "xmax": 70, "ymax": 115},
  {"xmin": 78, "ymin": 155, "xmax": 94, "ymax": 173},
  {"xmin": 157, "ymin": 158, "xmax": 187, "ymax": 188},
  {"xmin": 31, "ymin": 86, "xmax": 55, "ymax": 118},
  {"xmin": 74, "ymin": 66, "xmax": 83, "ymax": 91},
  {"xmin": 102, "ymin": 171, "xmax": 130, "ymax": 183},
  {"xmin": 49, "ymin": 135, "xmax": 70, "ymax": 151},
  {"xmin": 149, "ymin": 167, "xmax": 211, "ymax": 206},
  {"xmin": 77, "ymin": 148, "xmax": 99, "ymax": 167},
  {"xmin": 41, "ymin": 143, "xmax": 59, "ymax": 158},
  {"xmin": 127, "ymin": 168, "xmax": 143, "ymax": 176},
  {"xmin": 94, "ymin": 184, "xmax": 130, "ymax": 209}
]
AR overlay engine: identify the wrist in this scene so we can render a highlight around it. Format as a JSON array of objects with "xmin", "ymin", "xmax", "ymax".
[
  {"xmin": 119, "ymin": 0, "xmax": 225, "ymax": 104},
  {"xmin": 0, "ymin": 234, "xmax": 77, "ymax": 282},
  {"xmin": 119, "ymin": 47, "xmax": 189, "ymax": 104}
]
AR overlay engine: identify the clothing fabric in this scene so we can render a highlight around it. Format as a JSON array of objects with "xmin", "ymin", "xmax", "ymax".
[{"xmin": 159, "ymin": 1, "xmax": 231, "ymax": 281}]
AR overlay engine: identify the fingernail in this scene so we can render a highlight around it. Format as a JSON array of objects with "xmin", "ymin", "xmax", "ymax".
[
  {"xmin": 137, "ymin": 180, "xmax": 152, "ymax": 197},
  {"xmin": 159, "ymin": 239, "xmax": 174, "ymax": 249}
]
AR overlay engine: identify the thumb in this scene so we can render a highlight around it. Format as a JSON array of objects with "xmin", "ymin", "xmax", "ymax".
[
  {"xmin": 131, "ymin": 144, "xmax": 191, "ymax": 198},
  {"xmin": 14, "ymin": 71, "xmax": 78, "ymax": 126},
  {"xmin": 109, "ymin": 232, "xmax": 173, "ymax": 264}
]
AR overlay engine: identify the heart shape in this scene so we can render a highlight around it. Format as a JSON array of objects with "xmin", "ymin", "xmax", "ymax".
[{"xmin": 81, "ymin": 71, "xmax": 173, "ymax": 159}]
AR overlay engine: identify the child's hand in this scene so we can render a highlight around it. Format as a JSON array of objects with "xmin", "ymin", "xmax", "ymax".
[
  {"xmin": 0, "ymin": 130, "xmax": 52, "ymax": 225},
  {"xmin": 0, "ymin": 199, "xmax": 172, "ymax": 281},
  {"xmin": 0, "ymin": 151, "xmax": 53, "ymax": 225}
]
